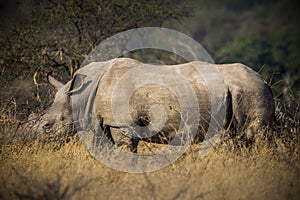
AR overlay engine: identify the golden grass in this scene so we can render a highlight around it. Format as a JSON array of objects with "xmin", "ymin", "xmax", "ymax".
[
  {"xmin": 1, "ymin": 133, "xmax": 299, "ymax": 200},
  {"xmin": 1, "ymin": 91, "xmax": 299, "ymax": 200}
]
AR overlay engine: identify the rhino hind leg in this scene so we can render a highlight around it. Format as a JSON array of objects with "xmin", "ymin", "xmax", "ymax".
[
  {"xmin": 224, "ymin": 87, "xmax": 254, "ymax": 145},
  {"xmin": 223, "ymin": 88, "xmax": 241, "ymax": 138}
]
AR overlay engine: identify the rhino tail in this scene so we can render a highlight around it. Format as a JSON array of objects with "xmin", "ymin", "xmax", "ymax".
[
  {"xmin": 265, "ymin": 82, "xmax": 278, "ymax": 126},
  {"xmin": 224, "ymin": 88, "xmax": 234, "ymax": 131}
]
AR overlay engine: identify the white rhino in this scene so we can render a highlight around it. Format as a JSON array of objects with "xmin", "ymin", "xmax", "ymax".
[{"xmin": 34, "ymin": 58, "xmax": 275, "ymax": 152}]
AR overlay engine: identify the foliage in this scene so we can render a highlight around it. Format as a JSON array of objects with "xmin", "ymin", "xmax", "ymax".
[{"xmin": 183, "ymin": 0, "xmax": 300, "ymax": 89}]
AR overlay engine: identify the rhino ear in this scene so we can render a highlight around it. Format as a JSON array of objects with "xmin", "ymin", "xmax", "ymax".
[
  {"xmin": 47, "ymin": 72, "xmax": 64, "ymax": 90},
  {"xmin": 67, "ymin": 74, "xmax": 87, "ymax": 95}
]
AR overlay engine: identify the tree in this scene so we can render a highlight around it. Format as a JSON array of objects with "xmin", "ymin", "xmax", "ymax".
[{"xmin": 0, "ymin": 0, "xmax": 190, "ymax": 118}]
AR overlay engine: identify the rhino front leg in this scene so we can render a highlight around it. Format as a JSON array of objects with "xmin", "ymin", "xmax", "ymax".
[
  {"xmin": 130, "ymin": 137, "xmax": 139, "ymax": 153},
  {"xmin": 103, "ymin": 125, "xmax": 115, "ymax": 145},
  {"xmin": 93, "ymin": 118, "xmax": 115, "ymax": 147}
]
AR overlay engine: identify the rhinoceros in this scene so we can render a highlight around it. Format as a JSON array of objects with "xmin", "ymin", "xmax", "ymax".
[{"xmin": 33, "ymin": 58, "xmax": 274, "ymax": 152}]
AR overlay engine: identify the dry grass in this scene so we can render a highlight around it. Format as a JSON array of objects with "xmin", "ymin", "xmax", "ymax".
[
  {"xmin": 1, "ymin": 88, "xmax": 299, "ymax": 200},
  {"xmin": 0, "ymin": 129, "xmax": 299, "ymax": 200}
]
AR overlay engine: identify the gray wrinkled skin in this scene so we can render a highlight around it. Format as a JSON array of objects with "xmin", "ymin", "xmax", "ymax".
[{"xmin": 31, "ymin": 58, "xmax": 275, "ymax": 147}]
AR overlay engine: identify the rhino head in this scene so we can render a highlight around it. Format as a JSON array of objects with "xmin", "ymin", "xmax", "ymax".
[{"xmin": 35, "ymin": 73, "xmax": 74, "ymax": 137}]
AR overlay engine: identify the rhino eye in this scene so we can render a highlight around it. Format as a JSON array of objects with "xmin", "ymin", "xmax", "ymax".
[
  {"xmin": 60, "ymin": 115, "xmax": 65, "ymax": 121},
  {"xmin": 43, "ymin": 123, "xmax": 53, "ymax": 132}
]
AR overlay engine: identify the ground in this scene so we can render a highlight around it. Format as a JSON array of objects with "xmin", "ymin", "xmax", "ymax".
[{"xmin": 1, "ymin": 133, "xmax": 299, "ymax": 200}]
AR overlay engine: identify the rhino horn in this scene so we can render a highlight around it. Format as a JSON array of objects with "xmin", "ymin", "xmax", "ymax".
[{"xmin": 47, "ymin": 72, "xmax": 64, "ymax": 90}]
